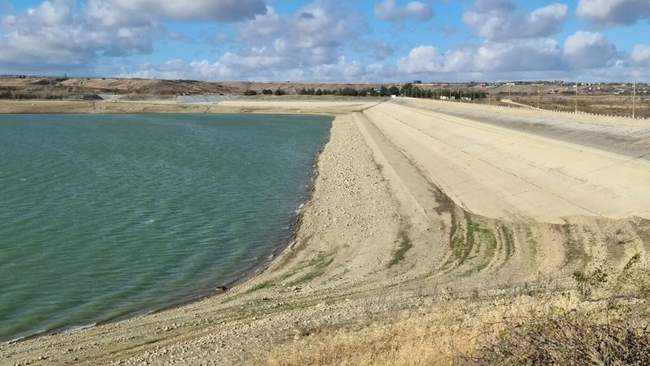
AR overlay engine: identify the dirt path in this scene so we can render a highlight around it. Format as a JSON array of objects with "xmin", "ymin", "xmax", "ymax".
[
  {"xmin": 398, "ymin": 98, "xmax": 650, "ymax": 161},
  {"xmin": 365, "ymin": 101, "xmax": 650, "ymax": 223}
]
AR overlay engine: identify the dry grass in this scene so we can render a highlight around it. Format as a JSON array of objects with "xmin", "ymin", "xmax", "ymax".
[
  {"xmin": 266, "ymin": 257, "xmax": 650, "ymax": 366},
  {"xmin": 266, "ymin": 311, "xmax": 474, "ymax": 366},
  {"xmin": 470, "ymin": 310, "xmax": 650, "ymax": 365},
  {"xmin": 266, "ymin": 301, "xmax": 650, "ymax": 366},
  {"xmin": 512, "ymin": 95, "xmax": 650, "ymax": 118},
  {"xmin": 265, "ymin": 291, "xmax": 573, "ymax": 366}
]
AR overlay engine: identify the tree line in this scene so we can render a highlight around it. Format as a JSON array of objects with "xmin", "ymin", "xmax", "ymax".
[
  {"xmin": 297, "ymin": 86, "xmax": 399, "ymax": 97},
  {"xmin": 399, "ymin": 83, "xmax": 488, "ymax": 100},
  {"xmin": 243, "ymin": 83, "xmax": 488, "ymax": 100}
]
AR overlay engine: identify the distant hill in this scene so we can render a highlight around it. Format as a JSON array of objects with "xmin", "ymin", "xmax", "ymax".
[{"xmin": 0, "ymin": 76, "xmax": 385, "ymax": 100}]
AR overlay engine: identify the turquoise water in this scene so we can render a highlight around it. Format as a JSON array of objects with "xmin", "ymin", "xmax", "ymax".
[{"xmin": 0, "ymin": 113, "xmax": 331, "ymax": 342}]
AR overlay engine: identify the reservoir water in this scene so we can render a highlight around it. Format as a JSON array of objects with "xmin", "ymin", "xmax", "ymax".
[{"xmin": 0, "ymin": 113, "xmax": 332, "ymax": 342}]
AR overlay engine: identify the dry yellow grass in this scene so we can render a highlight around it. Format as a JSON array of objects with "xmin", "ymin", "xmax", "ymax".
[
  {"xmin": 267, "ymin": 309, "xmax": 476, "ymax": 366},
  {"xmin": 267, "ymin": 295, "xmax": 650, "ymax": 366},
  {"xmin": 267, "ymin": 252, "xmax": 650, "ymax": 366}
]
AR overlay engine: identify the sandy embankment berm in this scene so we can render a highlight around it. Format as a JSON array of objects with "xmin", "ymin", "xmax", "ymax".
[{"xmin": 2, "ymin": 98, "xmax": 650, "ymax": 365}]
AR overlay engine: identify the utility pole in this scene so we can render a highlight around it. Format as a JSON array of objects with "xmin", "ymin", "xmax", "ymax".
[
  {"xmin": 508, "ymin": 83, "xmax": 512, "ymax": 107},
  {"xmin": 537, "ymin": 86, "xmax": 541, "ymax": 109},
  {"xmin": 574, "ymin": 82, "xmax": 578, "ymax": 114},
  {"xmin": 633, "ymin": 81, "xmax": 637, "ymax": 119}
]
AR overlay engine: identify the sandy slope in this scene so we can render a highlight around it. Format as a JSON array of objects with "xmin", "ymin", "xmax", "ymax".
[
  {"xmin": 398, "ymin": 98, "xmax": 650, "ymax": 159},
  {"xmin": 2, "ymin": 99, "xmax": 649, "ymax": 365},
  {"xmin": 366, "ymin": 101, "xmax": 650, "ymax": 223},
  {"xmin": 0, "ymin": 99, "xmax": 378, "ymax": 114}
]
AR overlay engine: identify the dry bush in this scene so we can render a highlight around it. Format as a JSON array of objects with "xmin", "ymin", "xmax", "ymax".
[
  {"xmin": 469, "ymin": 310, "xmax": 650, "ymax": 365},
  {"xmin": 573, "ymin": 267, "xmax": 608, "ymax": 300},
  {"xmin": 612, "ymin": 254, "xmax": 650, "ymax": 300}
]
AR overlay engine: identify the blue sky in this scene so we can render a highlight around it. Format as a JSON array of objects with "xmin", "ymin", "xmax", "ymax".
[{"xmin": 1, "ymin": 0, "xmax": 649, "ymax": 81}]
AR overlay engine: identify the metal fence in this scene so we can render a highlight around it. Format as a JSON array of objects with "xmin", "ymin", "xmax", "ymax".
[
  {"xmin": 422, "ymin": 83, "xmax": 649, "ymax": 120},
  {"xmin": 176, "ymin": 95, "xmax": 232, "ymax": 104}
]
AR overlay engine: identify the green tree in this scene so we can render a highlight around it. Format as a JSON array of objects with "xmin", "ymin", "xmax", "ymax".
[{"xmin": 401, "ymin": 83, "xmax": 413, "ymax": 97}]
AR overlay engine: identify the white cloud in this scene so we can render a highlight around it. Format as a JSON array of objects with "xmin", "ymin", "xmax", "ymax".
[
  {"xmin": 123, "ymin": 0, "xmax": 389, "ymax": 83},
  {"xmin": 577, "ymin": 0, "xmax": 650, "ymax": 26},
  {"xmin": 563, "ymin": 31, "xmax": 618, "ymax": 68},
  {"xmin": 395, "ymin": 30, "xmax": 636, "ymax": 81},
  {"xmin": 85, "ymin": 0, "xmax": 267, "ymax": 26},
  {"xmin": 309, "ymin": 58, "xmax": 390, "ymax": 81},
  {"xmin": 527, "ymin": 4, "xmax": 570, "ymax": 36},
  {"xmin": 131, "ymin": 28, "xmax": 650, "ymax": 82},
  {"xmin": 234, "ymin": 1, "xmax": 367, "ymax": 70},
  {"xmin": 397, "ymin": 46, "xmax": 443, "ymax": 73},
  {"xmin": 2, "ymin": 0, "xmax": 649, "ymax": 83},
  {"xmin": 442, "ymin": 47, "xmax": 476, "ymax": 72},
  {"xmin": 463, "ymin": 0, "xmax": 567, "ymax": 41},
  {"xmin": 374, "ymin": 0, "xmax": 433, "ymax": 22},
  {"xmin": 25, "ymin": 0, "xmax": 69, "ymax": 25},
  {"xmin": 124, "ymin": 57, "xmax": 394, "ymax": 82},
  {"xmin": 631, "ymin": 44, "xmax": 650, "ymax": 66},
  {"xmin": 399, "ymin": 39, "xmax": 565, "ymax": 74},
  {"xmin": 474, "ymin": 38, "xmax": 565, "ymax": 72},
  {"xmin": 220, "ymin": 50, "xmax": 287, "ymax": 70},
  {"xmin": 0, "ymin": 0, "xmax": 268, "ymax": 72},
  {"xmin": 365, "ymin": 40, "xmax": 395, "ymax": 60},
  {"xmin": 125, "ymin": 59, "xmax": 236, "ymax": 80},
  {"xmin": 0, "ymin": 0, "xmax": 157, "ymax": 70}
]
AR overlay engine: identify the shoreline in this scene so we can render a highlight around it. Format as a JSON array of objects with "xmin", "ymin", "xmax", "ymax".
[
  {"xmin": 2, "ymin": 99, "xmax": 649, "ymax": 365},
  {"xmin": 1, "ymin": 103, "xmax": 404, "ymax": 365},
  {"xmin": 0, "ymin": 99, "xmax": 382, "ymax": 115},
  {"xmin": 1, "ymin": 110, "xmax": 336, "ymax": 345}
]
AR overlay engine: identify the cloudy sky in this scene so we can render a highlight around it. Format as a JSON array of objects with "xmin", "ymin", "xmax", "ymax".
[{"xmin": 1, "ymin": 0, "xmax": 649, "ymax": 82}]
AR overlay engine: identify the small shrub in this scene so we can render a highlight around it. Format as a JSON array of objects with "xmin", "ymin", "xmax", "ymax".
[
  {"xmin": 388, "ymin": 229, "xmax": 412, "ymax": 267},
  {"xmin": 573, "ymin": 267, "xmax": 608, "ymax": 300},
  {"xmin": 614, "ymin": 254, "xmax": 650, "ymax": 299}
]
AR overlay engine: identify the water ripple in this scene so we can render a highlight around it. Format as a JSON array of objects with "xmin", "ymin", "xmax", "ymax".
[{"xmin": 0, "ymin": 113, "xmax": 331, "ymax": 341}]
